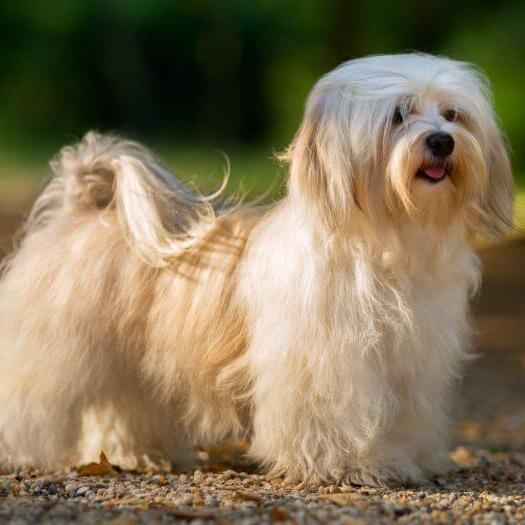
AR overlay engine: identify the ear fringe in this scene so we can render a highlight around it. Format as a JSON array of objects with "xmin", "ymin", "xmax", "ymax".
[
  {"xmin": 479, "ymin": 128, "xmax": 515, "ymax": 239},
  {"xmin": 285, "ymin": 91, "xmax": 356, "ymax": 231}
]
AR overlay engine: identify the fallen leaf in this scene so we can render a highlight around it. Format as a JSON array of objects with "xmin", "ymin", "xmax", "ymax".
[
  {"xmin": 325, "ymin": 494, "xmax": 351, "ymax": 506},
  {"xmin": 271, "ymin": 507, "xmax": 289, "ymax": 521},
  {"xmin": 193, "ymin": 493, "xmax": 204, "ymax": 506},
  {"xmin": 102, "ymin": 519, "xmax": 138, "ymax": 525},
  {"xmin": 235, "ymin": 489, "xmax": 264, "ymax": 503},
  {"xmin": 323, "ymin": 493, "xmax": 367, "ymax": 506},
  {"xmin": 205, "ymin": 441, "xmax": 250, "ymax": 457},
  {"xmin": 163, "ymin": 508, "xmax": 217, "ymax": 520},
  {"xmin": 450, "ymin": 446, "xmax": 477, "ymax": 466},
  {"xmin": 115, "ymin": 498, "xmax": 150, "ymax": 507},
  {"xmin": 77, "ymin": 451, "xmax": 115, "ymax": 476}
]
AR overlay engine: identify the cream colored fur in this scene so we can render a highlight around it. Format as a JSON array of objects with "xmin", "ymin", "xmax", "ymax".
[{"xmin": 0, "ymin": 54, "xmax": 513, "ymax": 486}]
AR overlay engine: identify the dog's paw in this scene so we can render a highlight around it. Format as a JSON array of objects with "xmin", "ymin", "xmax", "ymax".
[
  {"xmin": 340, "ymin": 463, "xmax": 425, "ymax": 488},
  {"xmin": 341, "ymin": 469, "xmax": 390, "ymax": 488}
]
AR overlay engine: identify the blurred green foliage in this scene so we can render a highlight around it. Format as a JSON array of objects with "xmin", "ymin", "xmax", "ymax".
[{"xmin": 0, "ymin": 0, "xmax": 524, "ymax": 188}]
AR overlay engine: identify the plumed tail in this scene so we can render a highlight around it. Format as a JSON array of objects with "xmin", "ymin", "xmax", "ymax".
[{"xmin": 26, "ymin": 132, "xmax": 220, "ymax": 267}]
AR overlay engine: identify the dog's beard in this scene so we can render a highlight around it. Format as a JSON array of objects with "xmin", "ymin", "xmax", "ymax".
[{"xmin": 385, "ymin": 127, "xmax": 488, "ymax": 230}]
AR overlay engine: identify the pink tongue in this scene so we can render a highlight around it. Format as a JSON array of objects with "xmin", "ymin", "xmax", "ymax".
[{"xmin": 423, "ymin": 167, "xmax": 446, "ymax": 180}]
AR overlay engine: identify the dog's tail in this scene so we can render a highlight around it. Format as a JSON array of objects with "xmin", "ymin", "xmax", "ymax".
[{"xmin": 26, "ymin": 132, "xmax": 220, "ymax": 267}]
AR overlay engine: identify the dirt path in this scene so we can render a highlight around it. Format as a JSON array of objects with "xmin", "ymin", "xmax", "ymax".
[
  {"xmin": 461, "ymin": 238, "xmax": 525, "ymax": 453},
  {"xmin": 0, "ymin": 200, "xmax": 524, "ymax": 524}
]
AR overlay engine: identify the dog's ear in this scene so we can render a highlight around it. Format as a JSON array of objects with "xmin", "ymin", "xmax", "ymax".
[
  {"xmin": 284, "ymin": 89, "xmax": 356, "ymax": 230},
  {"xmin": 480, "ymin": 124, "xmax": 514, "ymax": 238}
]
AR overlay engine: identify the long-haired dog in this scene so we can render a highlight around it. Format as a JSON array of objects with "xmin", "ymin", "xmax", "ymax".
[{"xmin": 0, "ymin": 53, "xmax": 513, "ymax": 486}]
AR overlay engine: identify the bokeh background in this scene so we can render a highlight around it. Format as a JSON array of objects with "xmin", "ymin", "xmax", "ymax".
[{"xmin": 0, "ymin": 0, "xmax": 524, "ymax": 212}]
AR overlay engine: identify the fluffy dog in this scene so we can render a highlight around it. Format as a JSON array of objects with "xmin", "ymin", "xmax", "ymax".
[{"xmin": 0, "ymin": 53, "xmax": 513, "ymax": 486}]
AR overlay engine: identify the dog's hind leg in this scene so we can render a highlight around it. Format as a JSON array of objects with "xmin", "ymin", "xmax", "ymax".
[
  {"xmin": 0, "ymin": 333, "xmax": 104, "ymax": 468},
  {"xmin": 0, "ymin": 225, "xmax": 127, "ymax": 469},
  {"xmin": 78, "ymin": 375, "xmax": 191, "ymax": 471}
]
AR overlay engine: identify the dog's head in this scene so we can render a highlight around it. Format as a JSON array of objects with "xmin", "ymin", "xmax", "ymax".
[{"xmin": 285, "ymin": 54, "xmax": 513, "ymax": 238}]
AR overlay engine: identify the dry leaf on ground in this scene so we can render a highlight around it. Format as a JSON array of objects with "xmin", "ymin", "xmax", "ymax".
[{"xmin": 77, "ymin": 451, "xmax": 115, "ymax": 476}]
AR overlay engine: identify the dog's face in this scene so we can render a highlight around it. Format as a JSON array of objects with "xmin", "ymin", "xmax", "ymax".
[{"xmin": 286, "ymin": 54, "xmax": 513, "ymax": 237}]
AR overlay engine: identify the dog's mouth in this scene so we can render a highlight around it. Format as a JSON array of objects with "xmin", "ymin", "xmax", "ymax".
[{"xmin": 416, "ymin": 165, "xmax": 449, "ymax": 184}]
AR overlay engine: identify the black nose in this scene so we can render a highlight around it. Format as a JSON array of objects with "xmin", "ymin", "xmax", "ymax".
[{"xmin": 425, "ymin": 132, "xmax": 455, "ymax": 158}]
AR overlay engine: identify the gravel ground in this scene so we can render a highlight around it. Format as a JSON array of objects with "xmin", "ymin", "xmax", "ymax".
[
  {"xmin": 1, "ymin": 447, "xmax": 525, "ymax": 524},
  {"xmin": 0, "ymin": 207, "xmax": 524, "ymax": 524}
]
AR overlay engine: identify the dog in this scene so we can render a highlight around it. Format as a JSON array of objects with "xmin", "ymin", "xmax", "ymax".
[{"xmin": 0, "ymin": 53, "xmax": 513, "ymax": 486}]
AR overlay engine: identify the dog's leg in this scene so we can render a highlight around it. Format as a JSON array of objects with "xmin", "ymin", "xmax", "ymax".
[
  {"xmin": 0, "ymin": 327, "xmax": 188, "ymax": 470},
  {"xmin": 391, "ymin": 398, "xmax": 451, "ymax": 479},
  {"xmin": 79, "ymin": 390, "xmax": 190, "ymax": 471},
  {"xmin": 0, "ymin": 263, "xmax": 120, "ymax": 468},
  {"xmin": 244, "ymin": 321, "xmax": 425, "ymax": 486},
  {"xmin": 0, "ymin": 340, "xmax": 97, "ymax": 468}
]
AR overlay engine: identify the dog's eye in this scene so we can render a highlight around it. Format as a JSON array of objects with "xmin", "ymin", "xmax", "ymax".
[
  {"xmin": 442, "ymin": 109, "xmax": 457, "ymax": 122},
  {"xmin": 392, "ymin": 107, "xmax": 404, "ymax": 125}
]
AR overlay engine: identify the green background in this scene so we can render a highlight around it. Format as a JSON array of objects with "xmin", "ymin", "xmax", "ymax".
[{"xmin": 0, "ymin": 0, "xmax": 524, "ymax": 205}]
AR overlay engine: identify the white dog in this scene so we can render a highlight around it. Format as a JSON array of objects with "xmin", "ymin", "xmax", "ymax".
[{"xmin": 0, "ymin": 53, "xmax": 513, "ymax": 486}]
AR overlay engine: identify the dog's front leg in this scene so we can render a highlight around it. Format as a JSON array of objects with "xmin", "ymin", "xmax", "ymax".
[{"xmin": 245, "ymin": 326, "xmax": 425, "ymax": 486}]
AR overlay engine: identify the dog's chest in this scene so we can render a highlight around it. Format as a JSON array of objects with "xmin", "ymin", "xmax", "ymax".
[{"xmin": 334, "ymin": 260, "xmax": 473, "ymax": 360}]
